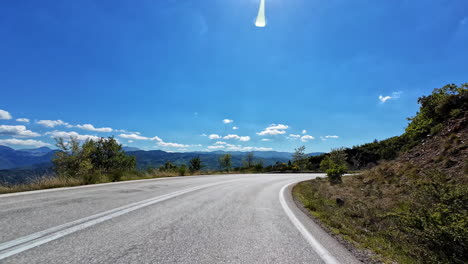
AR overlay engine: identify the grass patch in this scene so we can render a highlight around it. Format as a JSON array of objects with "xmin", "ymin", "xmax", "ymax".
[{"xmin": 293, "ymin": 165, "xmax": 468, "ymax": 264}]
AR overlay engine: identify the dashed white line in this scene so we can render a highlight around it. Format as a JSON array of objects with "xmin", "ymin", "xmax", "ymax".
[{"xmin": 0, "ymin": 180, "xmax": 237, "ymax": 260}]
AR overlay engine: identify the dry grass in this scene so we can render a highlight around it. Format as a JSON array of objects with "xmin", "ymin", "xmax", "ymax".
[
  {"xmin": 0, "ymin": 169, "xmax": 228, "ymax": 195},
  {"xmin": 293, "ymin": 161, "xmax": 468, "ymax": 264},
  {"xmin": 0, "ymin": 177, "xmax": 83, "ymax": 194}
]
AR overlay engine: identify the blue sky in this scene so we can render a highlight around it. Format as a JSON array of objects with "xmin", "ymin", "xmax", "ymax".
[{"xmin": 1, "ymin": 0, "xmax": 467, "ymax": 152}]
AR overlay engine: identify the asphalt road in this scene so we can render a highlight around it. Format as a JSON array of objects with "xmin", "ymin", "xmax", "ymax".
[{"xmin": 0, "ymin": 174, "xmax": 361, "ymax": 264}]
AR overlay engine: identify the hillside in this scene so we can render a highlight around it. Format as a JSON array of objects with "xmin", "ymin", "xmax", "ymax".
[{"xmin": 293, "ymin": 83, "xmax": 467, "ymax": 263}]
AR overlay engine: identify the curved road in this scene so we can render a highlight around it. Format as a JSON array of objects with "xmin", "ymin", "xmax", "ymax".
[{"xmin": 0, "ymin": 174, "xmax": 361, "ymax": 264}]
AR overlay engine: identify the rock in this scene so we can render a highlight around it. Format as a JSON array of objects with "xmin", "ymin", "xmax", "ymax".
[{"xmin": 336, "ymin": 197, "xmax": 345, "ymax": 207}]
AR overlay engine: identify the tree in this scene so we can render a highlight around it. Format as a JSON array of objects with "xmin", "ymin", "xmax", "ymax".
[
  {"xmin": 178, "ymin": 164, "xmax": 187, "ymax": 176},
  {"xmin": 189, "ymin": 156, "xmax": 202, "ymax": 173},
  {"xmin": 159, "ymin": 161, "xmax": 177, "ymax": 171},
  {"xmin": 218, "ymin": 154, "xmax": 232, "ymax": 172},
  {"xmin": 406, "ymin": 83, "xmax": 467, "ymax": 140},
  {"xmin": 320, "ymin": 148, "xmax": 348, "ymax": 184},
  {"xmin": 243, "ymin": 152, "xmax": 255, "ymax": 168},
  {"xmin": 53, "ymin": 136, "xmax": 136, "ymax": 183},
  {"xmin": 292, "ymin": 145, "xmax": 309, "ymax": 171}
]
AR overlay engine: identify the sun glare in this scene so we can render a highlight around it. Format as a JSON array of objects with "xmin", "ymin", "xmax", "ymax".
[{"xmin": 255, "ymin": 0, "xmax": 266, "ymax": 27}]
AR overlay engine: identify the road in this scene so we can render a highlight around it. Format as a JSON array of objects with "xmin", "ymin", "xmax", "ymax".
[{"xmin": 0, "ymin": 174, "xmax": 361, "ymax": 264}]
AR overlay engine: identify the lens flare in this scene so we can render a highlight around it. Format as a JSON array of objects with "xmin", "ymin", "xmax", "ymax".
[{"xmin": 255, "ymin": 0, "xmax": 266, "ymax": 27}]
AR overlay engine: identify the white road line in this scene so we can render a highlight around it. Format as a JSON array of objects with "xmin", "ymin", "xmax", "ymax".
[
  {"xmin": 0, "ymin": 180, "xmax": 236, "ymax": 260},
  {"xmin": 279, "ymin": 182, "xmax": 340, "ymax": 264}
]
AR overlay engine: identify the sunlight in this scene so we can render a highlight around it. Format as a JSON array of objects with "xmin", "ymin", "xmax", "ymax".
[{"xmin": 255, "ymin": 0, "xmax": 266, "ymax": 27}]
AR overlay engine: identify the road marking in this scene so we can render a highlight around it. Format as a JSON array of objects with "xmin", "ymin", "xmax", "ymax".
[
  {"xmin": 279, "ymin": 182, "xmax": 340, "ymax": 264},
  {"xmin": 0, "ymin": 180, "xmax": 236, "ymax": 260}
]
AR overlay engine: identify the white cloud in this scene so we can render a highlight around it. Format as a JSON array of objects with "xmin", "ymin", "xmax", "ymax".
[
  {"xmin": 253, "ymin": 147, "xmax": 273, "ymax": 151},
  {"xmin": 0, "ymin": 125, "xmax": 40, "ymax": 138},
  {"xmin": 208, "ymin": 134, "xmax": 221, "ymax": 139},
  {"xmin": 239, "ymin": 136, "xmax": 250, "ymax": 142},
  {"xmin": 128, "ymin": 140, "xmax": 134, "ymax": 143},
  {"xmin": 223, "ymin": 119, "xmax": 234, "ymax": 124},
  {"xmin": 214, "ymin": 141, "xmax": 227, "ymax": 145},
  {"xmin": 76, "ymin": 124, "xmax": 113, "ymax": 133},
  {"xmin": 0, "ymin": 138, "xmax": 50, "ymax": 147},
  {"xmin": 45, "ymin": 131, "xmax": 100, "ymax": 141},
  {"xmin": 200, "ymin": 133, "xmax": 208, "ymax": 137},
  {"xmin": 289, "ymin": 134, "xmax": 301, "ymax": 138},
  {"xmin": 320, "ymin": 135, "xmax": 339, "ymax": 141},
  {"xmin": 223, "ymin": 134, "xmax": 239, "ymax": 140},
  {"xmin": 301, "ymin": 135, "xmax": 315, "ymax": 142},
  {"xmin": 378, "ymin": 91, "xmax": 402, "ymax": 103},
  {"xmin": 37, "ymin": 119, "xmax": 69, "ymax": 128},
  {"xmin": 378, "ymin": 95, "xmax": 392, "ymax": 103},
  {"xmin": 222, "ymin": 134, "xmax": 251, "ymax": 142},
  {"xmin": 16, "ymin": 118, "xmax": 30, "ymax": 123},
  {"xmin": 224, "ymin": 144, "xmax": 273, "ymax": 151},
  {"xmin": 158, "ymin": 142, "xmax": 190, "ymax": 148},
  {"xmin": 0, "ymin": 109, "xmax": 12, "ymax": 120},
  {"xmin": 208, "ymin": 145, "xmax": 225, "ymax": 150},
  {"xmin": 257, "ymin": 124, "xmax": 289, "ymax": 136},
  {"xmin": 118, "ymin": 133, "xmax": 161, "ymax": 141},
  {"xmin": 232, "ymin": 126, "xmax": 239, "ymax": 130},
  {"xmin": 261, "ymin": 138, "xmax": 271, "ymax": 141},
  {"xmin": 302, "ymin": 130, "xmax": 307, "ymax": 134}
]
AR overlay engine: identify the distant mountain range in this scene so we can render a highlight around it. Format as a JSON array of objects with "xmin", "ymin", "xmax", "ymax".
[{"xmin": 0, "ymin": 145, "xmax": 324, "ymax": 184}]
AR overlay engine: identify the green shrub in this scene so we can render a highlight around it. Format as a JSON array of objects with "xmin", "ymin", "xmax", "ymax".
[
  {"xmin": 326, "ymin": 165, "xmax": 346, "ymax": 184},
  {"xmin": 189, "ymin": 156, "xmax": 202, "ymax": 172},
  {"xmin": 394, "ymin": 171, "xmax": 468, "ymax": 263},
  {"xmin": 53, "ymin": 136, "xmax": 136, "ymax": 182},
  {"xmin": 178, "ymin": 164, "xmax": 187, "ymax": 176}
]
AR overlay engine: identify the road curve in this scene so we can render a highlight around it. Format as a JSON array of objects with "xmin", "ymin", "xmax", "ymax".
[{"xmin": 0, "ymin": 174, "xmax": 361, "ymax": 264}]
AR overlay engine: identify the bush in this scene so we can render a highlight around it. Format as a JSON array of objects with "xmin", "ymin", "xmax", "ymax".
[
  {"xmin": 394, "ymin": 170, "xmax": 468, "ymax": 263},
  {"xmin": 326, "ymin": 165, "xmax": 346, "ymax": 184},
  {"xmin": 189, "ymin": 156, "xmax": 202, "ymax": 173},
  {"xmin": 406, "ymin": 83, "xmax": 467, "ymax": 140},
  {"xmin": 178, "ymin": 164, "xmax": 187, "ymax": 176},
  {"xmin": 53, "ymin": 136, "xmax": 136, "ymax": 183}
]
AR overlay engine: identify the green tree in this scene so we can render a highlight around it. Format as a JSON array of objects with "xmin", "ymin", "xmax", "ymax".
[
  {"xmin": 178, "ymin": 164, "xmax": 187, "ymax": 176},
  {"xmin": 53, "ymin": 136, "xmax": 136, "ymax": 183},
  {"xmin": 292, "ymin": 146, "xmax": 309, "ymax": 171},
  {"xmin": 189, "ymin": 156, "xmax": 202, "ymax": 173},
  {"xmin": 159, "ymin": 161, "xmax": 177, "ymax": 171},
  {"xmin": 219, "ymin": 154, "xmax": 232, "ymax": 172},
  {"xmin": 320, "ymin": 148, "xmax": 348, "ymax": 184},
  {"xmin": 406, "ymin": 83, "xmax": 467, "ymax": 140}
]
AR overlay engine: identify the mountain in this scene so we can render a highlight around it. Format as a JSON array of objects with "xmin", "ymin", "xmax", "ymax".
[
  {"xmin": 125, "ymin": 150, "xmax": 314, "ymax": 170},
  {"xmin": 190, "ymin": 150, "xmax": 324, "ymax": 160},
  {"xmin": 0, "ymin": 146, "xmax": 56, "ymax": 170},
  {"xmin": 122, "ymin": 146, "xmax": 141, "ymax": 152},
  {"xmin": 0, "ymin": 146, "xmax": 319, "ymax": 184},
  {"xmin": 17, "ymin": 147, "xmax": 53, "ymax": 156}
]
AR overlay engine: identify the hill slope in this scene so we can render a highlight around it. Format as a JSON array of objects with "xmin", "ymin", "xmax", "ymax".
[{"xmin": 294, "ymin": 83, "xmax": 468, "ymax": 263}]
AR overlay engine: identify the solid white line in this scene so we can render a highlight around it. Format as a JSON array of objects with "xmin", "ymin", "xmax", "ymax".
[
  {"xmin": 279, "ymin": 182, "xmax": 340, "ymax": 264},
  {"xmin": 0, "ymin": 180, "xmax": 236, "ymax": 260}
]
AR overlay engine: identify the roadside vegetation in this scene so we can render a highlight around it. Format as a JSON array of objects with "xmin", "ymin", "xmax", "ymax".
[
  {"xmin": 294, "ymin": 83, "xmax": 468, "ymax": 263},
  {"xmin": 0, "ymin": 139, "xmax": 295, "ymax": 194}
]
